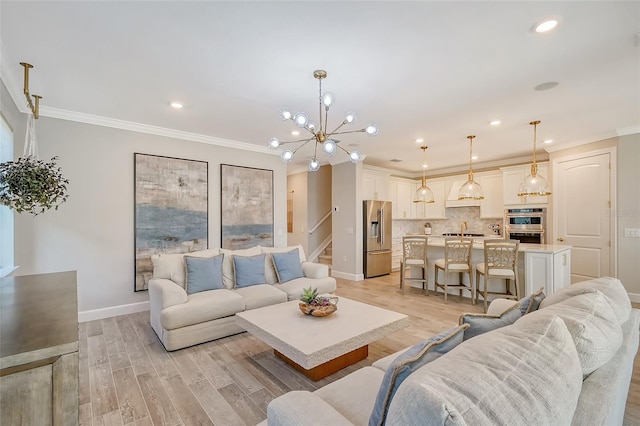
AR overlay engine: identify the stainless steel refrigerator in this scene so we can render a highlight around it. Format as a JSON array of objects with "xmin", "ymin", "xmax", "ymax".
[{"xmin": 363, "ymin": 200, "xmax": 392, "ymax": 278}]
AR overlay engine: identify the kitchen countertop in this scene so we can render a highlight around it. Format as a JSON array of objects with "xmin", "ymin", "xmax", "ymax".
[{"xmin": 417, "ymin": 236, "xmax": 571, "ymax": 254}]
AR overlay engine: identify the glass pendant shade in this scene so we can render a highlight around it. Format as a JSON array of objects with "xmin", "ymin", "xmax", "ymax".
[
  {"xmin": 269, "ymin": 70, "xmax": 377, "ymax": 170},
  {"xmin": 458, "ymin": 135, "xmax": 484, "ymax": 200},
  {"xmin": 414, "ymin": 181, "xmax": 435, "ymax": 203},
  {"xmin": 518, "ymin": 165, "xmax": 551, "ymax": 196},
  {"xmin": 458, "ymin": 179, "xmax": 484, "ymax": 200}
]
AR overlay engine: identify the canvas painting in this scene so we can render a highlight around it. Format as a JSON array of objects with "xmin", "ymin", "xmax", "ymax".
[
  {"xmin": 221, "ymin": 164, "xmax": 273, "ymax": 249},
  {"xmin": 134, "ymin": 153, "xmax": 208, "ymax": 291}
]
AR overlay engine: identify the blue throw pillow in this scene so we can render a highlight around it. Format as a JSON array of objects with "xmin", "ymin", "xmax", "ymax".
[
  {"xmin": 519, "ymin": 287, "xmax": 546, "ymax": 315},
  {"xmin": 185, "ymin": 254, "xmax": 224, "ymax": 294},
  {"xmin": 272, "ymin": 249, "xmax": 304, "ymax": 283},
  {"xmin": 459, "ymin": 303, "xmax": 522, "ymax": 341},
  {"xmin": 368, "ymin": 324, "xmax": 469, "ymax": 426},
  {"xmin": 233, "ymin": 254, "xmax": 267, "ymax": 288}
]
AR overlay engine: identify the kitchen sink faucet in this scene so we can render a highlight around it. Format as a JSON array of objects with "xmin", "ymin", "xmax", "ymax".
[{"xmin": 461, "ymin": 221, "xmax": 468, "ymax": 237}]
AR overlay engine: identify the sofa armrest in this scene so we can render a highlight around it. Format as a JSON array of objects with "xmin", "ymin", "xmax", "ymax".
[
  {"xmin": 301, "ymin": 262, "xmax": 329, "ymax": 279},
  {"xmin": 149, "ymin": 278, "xmax": 188, "ymax": 309},
  {"xmin": 267, "ymin": 391, "xmax": 353, "ymax": 426}
]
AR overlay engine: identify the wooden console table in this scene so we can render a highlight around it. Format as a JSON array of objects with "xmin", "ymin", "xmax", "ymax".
[{"xmin": 0, "ymin": 271, "xmax": 79, "ymax": 425}]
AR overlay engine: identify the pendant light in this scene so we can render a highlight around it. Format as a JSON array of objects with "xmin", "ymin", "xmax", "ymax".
[
  {"xmin": 413, "ymin": 146, "xmax": 435, "ymax": 203},
  {"xmin": 458, "ymin": 135, "xmax": 484, "ymax": 200},
  {"xmin": 518, "ymin": 120, "xmax": 551, "ymax": 196}
]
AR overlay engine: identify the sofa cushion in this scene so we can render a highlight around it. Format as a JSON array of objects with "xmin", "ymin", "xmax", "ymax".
[
  {"xmin": 232, "ymin": 284, "xmax": 287, "ymax": 310},
  {"xmin": 518, "ymin": 290, "xmax": 623, "ymax": 376},
  {"xmin": 540, "ymin": 277, "xmax": 631, "ymax": 325},
  {"xmin": 275, "ymin": 276, "xmax": 337, "ymax": 301},
  {"xmin": 519, "ymin": 286, "xmax": 546, "ymax": 315},
  {"xmin": 261, "ymin": 245, "xmax": 307, "ymax": 284},
  {"xmin": 369, "ymin": 324, "xmax": 468, "ymax": 426},
  {"xmin": 234, "ymin": 254, "xmax": 267, "ymax": 288},
  {"xmin": 272, "ymin": 249, "xmax": 305, "ymax": 283},
  {"xmin": 152, "ymin": 248, "xmax": 220, "ymax": 288},
  {"xmin": 220, "ymin": 246, "xmax": 262, "ymax": 289},
  {"xmin": 314, "ymin": 367, "xmax": 385, "ymax": 426},
  {"xmin": 185, "ymin": 254, "xmax": 224, "ymax": 294},
  {"xmin": 459, "ymin": 303, "xmax": 521, "ymax": 341},
  {"xmin": 386, "ymin": 315, "xmax": 583, "ymax": 426},
  {"xmin": 160, "ymin": 289, "xmax": 244, "ymax": 330}
]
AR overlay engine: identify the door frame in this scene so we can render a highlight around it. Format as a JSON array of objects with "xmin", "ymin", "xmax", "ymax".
[{"xmin": 551, "ymin": 146, "xmax": 617, "ymax": 279}]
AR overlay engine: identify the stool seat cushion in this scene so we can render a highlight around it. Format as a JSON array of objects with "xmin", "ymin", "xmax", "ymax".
[
  {"xmin": 435, "ymin": 258, "xmax": 469, "ymax": 271},
  {"xmin": 476, "ymin": 263, "xmax": 515, "ymax": 277},
  {"xmin": 404, "ymin": 259, "xmax": 426, "ymax": 266}
]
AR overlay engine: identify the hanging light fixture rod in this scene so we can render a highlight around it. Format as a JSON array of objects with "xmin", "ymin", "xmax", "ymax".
[
  {"xmin": 518, "ymin": 120, "xmax": 551, "ymax": 196},
  {"xmin": 458, "ymin": 135, "xmax": 484, "ymax": 200},
  {"xmin": 19, "ymin": 62, "xmax": 42, "ymax": 119},
  {"xmin": 414, "ymin": 146, "xmax": 435, "ymax": 204}
]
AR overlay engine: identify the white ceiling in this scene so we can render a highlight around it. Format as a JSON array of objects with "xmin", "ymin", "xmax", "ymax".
[{"xmin": 1, "ymin": 1, "xmax": 638, "ymax": 175}]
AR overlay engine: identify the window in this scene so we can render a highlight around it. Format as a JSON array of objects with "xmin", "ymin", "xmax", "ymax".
[{"xmin": 0, "ymin": 113, "xmax": 15, "ymax": 277}]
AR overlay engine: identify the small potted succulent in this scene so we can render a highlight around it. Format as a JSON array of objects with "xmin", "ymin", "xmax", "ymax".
[
  {"xmin": 0, "ymin": 155, "xmax": 69, "ymax": 215},
  {"xmin": 299, "ymin": 286, "xmax": 338, "ymax": 317}
]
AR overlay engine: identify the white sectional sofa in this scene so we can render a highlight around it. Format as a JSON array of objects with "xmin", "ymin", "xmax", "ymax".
[
  {"xmin": 148, "ymin": 245, "xmax": 336, "ymax": 351},
  {"xmin": 264, "ymin": 277, "xmax": 639, "ymax": 426}
]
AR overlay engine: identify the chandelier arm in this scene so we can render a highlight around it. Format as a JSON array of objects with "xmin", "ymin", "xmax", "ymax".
[
  {"xmin": 329, "ymin": 129, "xmax": 366, "ymax": 136},
  {"xmin": 291, "ymin": 139, "xmax": 314, "ymax": 155},
  {"xmin": 278, "ymin": 137, "xmax": 316, "ymax": 145},
  {"xmin": 327, "ymin": 121, "xmax": 348, "ymax": 135},
  {"xmin": 335, "ymin": 143, "xmax": 351, "ymax": 155}
]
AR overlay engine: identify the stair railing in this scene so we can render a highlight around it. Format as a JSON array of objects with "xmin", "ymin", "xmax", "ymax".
[{"xmin": 308, "ymin": 210, "xmax": 332, "ymax": 234}]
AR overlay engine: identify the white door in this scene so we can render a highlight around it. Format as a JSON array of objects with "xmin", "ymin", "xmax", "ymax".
[{"xmin": 555, "ymin": 152, "xmax": 612, "ymax": 283}]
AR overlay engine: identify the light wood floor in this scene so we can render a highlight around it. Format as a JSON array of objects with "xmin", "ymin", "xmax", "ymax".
[{"xmin": 79, "ymin": 272, "xmax": 640, "ymax": 425}]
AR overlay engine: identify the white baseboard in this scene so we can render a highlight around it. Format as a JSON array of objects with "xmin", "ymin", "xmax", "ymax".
[
  {"xmin": 331, "ymin": 270, "xmax": 365, "ymax": 281},
  {"xmin": 628, "ymin": 293, "xmax": 640, "ymax": 303},
  {"xmin": 78, "ymin": 301, "xmax": 150, "ymax": 323}
]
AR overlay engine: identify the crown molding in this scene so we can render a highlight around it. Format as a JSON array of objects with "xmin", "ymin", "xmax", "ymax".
[
  {"xmin": 0, "ymin": 42, "xmax": 27, "ymax": 116},
  {"xmin": 617, "ymin": 124, "xmax": 640, "ymax": 136}
]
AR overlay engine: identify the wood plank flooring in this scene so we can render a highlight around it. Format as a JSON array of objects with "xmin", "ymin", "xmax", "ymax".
[{"xmin": 79, "ymin": 272, "xmax": 640, "ymax": 425}]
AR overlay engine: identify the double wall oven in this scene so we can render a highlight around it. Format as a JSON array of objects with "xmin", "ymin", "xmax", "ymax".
[{"xmin": 504, "ymin": 208, "xmax": 546, "ymax": 244}]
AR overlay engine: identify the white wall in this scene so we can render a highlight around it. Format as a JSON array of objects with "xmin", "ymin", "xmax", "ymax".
[
  {"xmin": 1, "ymin": 83, "xmax": 287, "ymax": 319},
  {"xmin": 617, "ymin": 134, "xmax": 640, "ymax": 294}
]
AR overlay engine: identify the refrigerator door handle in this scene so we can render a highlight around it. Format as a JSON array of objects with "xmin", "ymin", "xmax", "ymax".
[{"xmin": 379, "ymin": 208, "xmax": 384, "ymax": 245}]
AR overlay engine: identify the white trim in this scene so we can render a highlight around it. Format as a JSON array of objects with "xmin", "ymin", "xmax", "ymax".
[
  {"xmin": 551, "ymin": 146, "xmax": 617, "ymax": 278},
  {"xmin": 78, "ymin": 301, "xmax": 150, "ymax": 323},
  {"xmin": 629, "ymin": 293, "xmax": 640, "ymax": 304},
  {"xmin": 330, "ymin": 270, "xmax": 364, "ymax": 281},
  {"xmin": 309, "ymin": 234, "xmax": 332, "ymax": 263},
  {"xmin": 616, "ymin": 125, "xmax": 640, "ymax": 136}
]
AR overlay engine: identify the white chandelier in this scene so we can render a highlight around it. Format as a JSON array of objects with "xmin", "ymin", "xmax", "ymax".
[{"xmin": 268, "ymin": 70, "xmax": 379, "ymax": 171}]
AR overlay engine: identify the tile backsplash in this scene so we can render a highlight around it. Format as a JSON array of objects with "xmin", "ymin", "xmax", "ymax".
[{"xmin": 392, "ymin": 207, "xmax": 503, "ymax": 237}]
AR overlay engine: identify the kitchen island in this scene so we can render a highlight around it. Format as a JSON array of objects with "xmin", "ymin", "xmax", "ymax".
[{"xmin": 401, "ymin": 236, "xmax": 571, "ymax": 298}]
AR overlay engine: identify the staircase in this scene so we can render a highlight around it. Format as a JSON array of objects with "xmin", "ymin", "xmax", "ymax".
[{"xmin": 318, "ymin": 244, "xmax": 332, "ymax": 273}]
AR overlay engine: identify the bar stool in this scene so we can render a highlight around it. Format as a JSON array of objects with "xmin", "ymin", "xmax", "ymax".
[
  {"xmin": 433, "ymin": 238, "xmax": 474, "ymax": 303},
  {"xmin": 475, "ymin": 239, "xmax": 520, "ymax": 313},
  {"xmin": 400, "ymin": 235, "xmax": 429, "ymax": 294}
]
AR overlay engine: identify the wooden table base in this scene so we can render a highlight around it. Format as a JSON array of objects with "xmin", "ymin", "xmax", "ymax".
[{"xmin": 274, "ymin": 346, "xmax": 369, "ymax": 381}]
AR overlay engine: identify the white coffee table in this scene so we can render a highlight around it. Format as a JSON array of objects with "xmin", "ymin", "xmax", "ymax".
[{"xmin": 235, "ymin": 297, "xmax": 409, "ymax": 381}]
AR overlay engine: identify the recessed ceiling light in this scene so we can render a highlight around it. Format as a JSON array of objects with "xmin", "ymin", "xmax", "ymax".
[
  {"xmin": 533, "ymin": 19, "xmax": 559, "ymax": 33},
  {"xmin": 422, "ymin": 164, "xmax": 428, "ymax": 169},
  {"xmin": 291, "ymin": 130, "xmax": 300, "ymax": 136},
  {"xmin": 534, "ymin": 81, "xmax": 559, "ymax": 91},
  {"xmin": 170, "ymin": 101, "xmax": 183, "ymax": 109},
  {"xmin": 472, "ymin": 156, "xmax": 478, "ymax": 160},
  {"xmin": 543, "ymin": 139, "xmax": 553, "ymax": 144},
  {"xmin": 416, "ymin": 138, "xmax": 424, "ymax": 143},
  {"xmin": 489, "ymin": 120, "xmax": 501, "ymax": 126}
]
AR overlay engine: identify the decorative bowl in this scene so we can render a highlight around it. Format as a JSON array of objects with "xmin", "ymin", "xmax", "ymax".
[{"xmin": 298, "ymin": 296, "xmax": 339, "ymax": 317}]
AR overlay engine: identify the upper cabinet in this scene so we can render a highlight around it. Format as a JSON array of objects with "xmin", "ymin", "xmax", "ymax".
[
  {"xmin": 362, "ymin": 169, "xmax": 391, "ymax": 201},
  {"xmin": 389, "ymin": 177, "xmax": 415, "ymax": 219},
  {"xmin": 501, "ymin": 163, "xmax": 549, "ymax": 206},
  {"xmin": 420, "ymin": 179, "xmax": 447, "ymax": 219},
  {"xmin": 478, "ymin": 172, "xmax": 503, "ymax": 218}
]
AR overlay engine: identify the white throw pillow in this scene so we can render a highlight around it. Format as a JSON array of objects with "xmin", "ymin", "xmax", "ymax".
[{"xmin": 518, "ymin": 290, "xmax": 623, "ymax": 376}]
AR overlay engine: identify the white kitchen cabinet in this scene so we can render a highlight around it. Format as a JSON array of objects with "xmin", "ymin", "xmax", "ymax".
[
  {"xmin": 501, "ymin": 163, "xmax": 549, "ymax": 206},
  {"xmin": 524, "ymin": 248, "xmax": 571, "ymax": 295},
  {"xmin": 393, "ymin": 178, "xmax": 415, "ymax": 219},
  {"xmin": 362, "ymin": 170, "xmax": 390, "ymax": 201},
  {"xmin": 478, "ymin": 172, "xmax": 503, "ymax": 218}
]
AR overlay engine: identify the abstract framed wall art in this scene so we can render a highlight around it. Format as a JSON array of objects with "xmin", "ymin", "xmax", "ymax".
[
  {"xmin": 134, "ymin": 153, "xmax": 208, "ymax": 291},
  {"xmin": 220, "ymin": 164, "xmax": 273, "ymax": 249}
]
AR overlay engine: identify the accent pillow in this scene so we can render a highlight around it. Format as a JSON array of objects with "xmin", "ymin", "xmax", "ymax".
[
  {"xmin": 233, "ymin": 254, "xmax": 267, "ymax": 288},
  {"xmin": 459, "ymin": 303, "xmax": 521, "ymax": 341},
  {"xmin": 368, "ymin": 324, "xmax": 469, "ymax": 426},
  {"xmin": 519, "ymin": 286, "xmax": 546, "ymax": 315},
  {"xmin": 272, "ymin": 249, "xmax": 305, "ymax": 283},
  {"xmin": 517, "ymin": 290, "xmax": 623, "ymax": 376},
  {"xmin": 385, "ymin": 315, "xmax": 583, "ymax": 426},
  {"xmin": 184, "ymin": 254, "xmax": 224, "ymax": 294}
]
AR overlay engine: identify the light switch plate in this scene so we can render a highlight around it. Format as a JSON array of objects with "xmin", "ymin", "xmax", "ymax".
[{"xmin": 624, "ymin": 228, "xmax": 640, "ymax": 237}]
